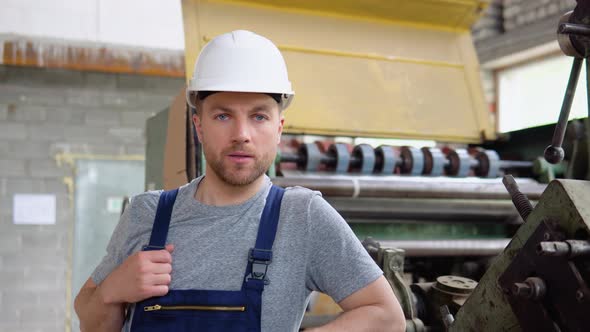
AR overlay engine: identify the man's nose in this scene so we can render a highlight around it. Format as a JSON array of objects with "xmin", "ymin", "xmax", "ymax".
[{"xmin": 231, "ymin": 117, "xmax": 251, "ymax": 143}]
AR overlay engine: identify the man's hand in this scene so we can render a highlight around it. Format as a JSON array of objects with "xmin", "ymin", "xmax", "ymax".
[
  {"xmin": 74, "ymin": 244, "xmax": 175, "ymax": 332},
  {"xmin": 99, "ymin": 244, "xmax": 174, "ymax": 304}
]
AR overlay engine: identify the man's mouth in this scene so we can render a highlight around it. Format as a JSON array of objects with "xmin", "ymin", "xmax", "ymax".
[{"xmin": 227, "ymin": 152, "xmax": 254, "ymax": 162}]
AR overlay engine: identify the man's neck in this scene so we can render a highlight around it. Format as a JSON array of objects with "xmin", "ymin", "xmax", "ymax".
[{"xmin": 194, "ymin": 171, "xmax": 266, "ymax": 206}]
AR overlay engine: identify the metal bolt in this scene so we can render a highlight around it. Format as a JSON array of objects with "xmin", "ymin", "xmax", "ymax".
[
  {"xmin": 537, "ymin": 241, "xmax": 568, "ymax": 256},
  {"xmin": 502, "ymin": 175, "xmax": 533, "ymax": 222},
  {"xmin": 576, "ymin": 290, "xmax": 585, "ymax": 302},
  {"xmin": 440, "ymin": 305, "xmax": 454, "ymax": 328},
  {"xmin": 512, "ymin": 277, "xmax": 546, "ymax": 300},
  {"xmin": 512, "ymin": 282, "xmax": 533, "ymax": 298},
  {"xmin": 538, "ymin": 240, "xmax": 590, "ymax": 258}
]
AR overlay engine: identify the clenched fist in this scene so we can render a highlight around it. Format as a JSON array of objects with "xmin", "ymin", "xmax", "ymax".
[{"xmin": 99, "ymin": 244, "xmax": 174, "ymax": 304}]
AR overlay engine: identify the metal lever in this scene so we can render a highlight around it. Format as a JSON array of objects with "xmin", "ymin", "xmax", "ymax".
[
  {"xmin": 558, "ymin": 22, "xmax": 590, "ymax": 37},
  {"xmin": 544, "ymin": 57, "xmax": 584, "ymax": 164}
]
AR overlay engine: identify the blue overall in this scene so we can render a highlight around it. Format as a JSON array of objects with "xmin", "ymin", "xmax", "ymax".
[{"xmin": 130, "ymin": 185, "xmax": 285, "ymax": 332}]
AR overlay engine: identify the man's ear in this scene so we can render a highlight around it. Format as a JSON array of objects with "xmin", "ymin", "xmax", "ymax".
[
  {"xmin": 276, "ymin": 115, "xmax": 284, "ymax": 145},
  {"xmin": 193, "ymin": 113, "xmax": 203, "ymax": 142}
]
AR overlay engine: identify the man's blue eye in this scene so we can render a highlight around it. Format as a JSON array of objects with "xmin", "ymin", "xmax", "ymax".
[
  {"xmin": 216, "ymin": 114, "xmax": 229, "ymax": 120},
  {"xmin": 254, "ymin": 115, "xmax": 266, "ymax": 121}
]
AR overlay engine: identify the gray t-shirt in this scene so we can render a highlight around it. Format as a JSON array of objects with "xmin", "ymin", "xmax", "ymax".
[{"xmin": 91, "ymin": 175, "xmax": 382, "ymax": 331}]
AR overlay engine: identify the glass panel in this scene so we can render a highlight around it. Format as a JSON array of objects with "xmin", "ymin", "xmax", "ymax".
[{"xmin": 71, "ymin": 159, "xmax": 144, "ymax": 331}]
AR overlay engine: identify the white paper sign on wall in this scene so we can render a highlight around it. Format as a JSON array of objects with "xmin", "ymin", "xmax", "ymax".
[{"xmin": 13, "ymin": 194, "xmax": 57, "ymax": 225}]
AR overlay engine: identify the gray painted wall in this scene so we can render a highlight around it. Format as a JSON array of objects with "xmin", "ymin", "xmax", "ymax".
[{"xmin": 0, "ymin": 65, "xmax": 183, "ymax": 331}]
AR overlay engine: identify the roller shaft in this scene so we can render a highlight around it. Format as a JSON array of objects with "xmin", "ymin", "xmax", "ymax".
[
  {"xmin": 378, "ymin": 239, "xmax": 510, "ymax": 257},
  {"xmin": 274, "ymin": 174, "xmax": 546, "ymax": 200}
]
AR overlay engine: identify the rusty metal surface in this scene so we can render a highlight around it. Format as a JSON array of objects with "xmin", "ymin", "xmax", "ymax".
[{"xmin": 1, "ymin": 36, "xmax": 185, "ymax": 77}]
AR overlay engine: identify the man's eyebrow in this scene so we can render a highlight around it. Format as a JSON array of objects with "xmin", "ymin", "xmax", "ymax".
[
  {"xmin": 206, "ymin": 104, "xmax": 273, "ymax": 113},
  {"xmin": 209, "ymin": 106, "xmax": 234, "ymax": 113},
  {"xmin": 251, "ymin": 105, "xmax": 272, "ymax": 113}
]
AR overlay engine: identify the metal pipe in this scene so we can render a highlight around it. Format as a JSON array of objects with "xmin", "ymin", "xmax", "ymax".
[
  {"xmin": 499, "ymin": 160, "xmax": 534, "ymax": 169},
  {"xmin": 378, "ymin": 239, "xmax": 510, "ymax": 257},
  {"xmin": 273, "ymin": 173, "xmax": 546, "ymax": 200},
  {"xmin": 327, "ymin": 197, "xmax": 523, "ymax": 224}
]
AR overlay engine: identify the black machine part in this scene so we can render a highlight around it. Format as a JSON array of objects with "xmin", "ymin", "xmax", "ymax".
[{"xmin": 497, "ymin": 220, "xmax": 590, "ymax": 332}]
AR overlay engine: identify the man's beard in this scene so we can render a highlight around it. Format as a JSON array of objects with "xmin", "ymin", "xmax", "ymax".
[{"xmin": 205, "ymin": 145, "xmax": 272, "ymax": 186}]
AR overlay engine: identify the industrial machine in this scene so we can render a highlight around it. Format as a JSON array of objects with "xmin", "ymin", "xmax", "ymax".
[
  {"xmin": 148, "ymin": 0, "xmax": 544, "ymax": 277},
  {"xmin": 144, "ymin": 0, "xmax": 590, "ymax": 330}
]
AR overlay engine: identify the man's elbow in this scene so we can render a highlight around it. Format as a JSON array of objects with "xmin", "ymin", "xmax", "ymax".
[
  {"xmin": 375, "ymin": 303, "xmax": 406, "ymax": 332},
  {"xmin": 389, "ymin": 312, "xmax": 406, "ymax": 332},
  {"xmin": 74, "ymin": 287, "xmax": 93, "ymax": 329},
  {"xmin": 374, "ymin": 289, "xmax": 406, "ymax": 332},
  {"xmin": 74, "ymin": 289, "xmax": 85, "ymax": 318}
]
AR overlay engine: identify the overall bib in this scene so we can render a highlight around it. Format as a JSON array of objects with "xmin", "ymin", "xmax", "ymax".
[{"xmin": 130, "ymin": 185, "xmax": 285, "ymax": 332}]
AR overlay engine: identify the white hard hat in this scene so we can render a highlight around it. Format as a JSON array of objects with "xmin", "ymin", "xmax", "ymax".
[{"xmin": 186, "ymin": 30, "xmax": 294, "ymax": 110}]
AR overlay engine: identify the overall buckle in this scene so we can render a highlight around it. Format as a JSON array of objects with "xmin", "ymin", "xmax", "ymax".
[{"xmin": 245, "ymin": 248, "xmax": 272, "ymax": 285}]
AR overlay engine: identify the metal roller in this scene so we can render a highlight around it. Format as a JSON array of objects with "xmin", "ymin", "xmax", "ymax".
[
  {"xmin": 400, "ymin": 146, "xmax": 424, "ymax": 176},
  {"xmin": 297, "ymin": 143, "xmax": 322, "ymax": 172},
  {"xmin": 421, "ymin": 147, "xmax": 445, "ymax": 176},
  {"xmin": 274, "ymin": 173, "xmax": 547, "ymax": 200},
  {"xmin": 445, "ymin": 149, "xmax": 471, "ymax": 177},
  {"xmin": 350, "ymin": 144, "xmax": 376, "ymax": 174},
  {"xmin": 474, "ymin": 149, "xmax": 501, "ymax": 178},
  {"xmin": 378, "ymin": 239, "xmax": 511, "ymax": 257},
  {"xmin": 326, "ymin": 143, "xmax": 351, "ymax": 174},
  {"xmin": 374, "ymin": 145, "xmax": 397, "ymax": 174},
  {"xmin": 327, "ymin": 197, "xmax": 526, "ymax": 224}
]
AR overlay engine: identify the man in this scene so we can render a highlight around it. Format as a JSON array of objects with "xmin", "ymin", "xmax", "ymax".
[{"xmin": 75, "ymin": 30, "xmax": 405, "ymax": 331}]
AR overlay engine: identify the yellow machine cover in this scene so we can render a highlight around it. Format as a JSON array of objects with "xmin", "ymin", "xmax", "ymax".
[{"xmin": 182, "ymin": 0, "xmax": 493, "ymax": 143}]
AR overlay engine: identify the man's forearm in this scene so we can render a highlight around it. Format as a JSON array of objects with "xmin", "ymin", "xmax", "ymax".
[
  {"xmin": 75, "ymin": 285, "xmax": 126, "ymax": 332},
  {"xmin": 307, "ymin": 304, "xmax": 405, "ymax": 332}
]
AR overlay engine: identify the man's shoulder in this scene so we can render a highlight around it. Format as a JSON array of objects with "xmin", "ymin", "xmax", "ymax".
[
  {"xmin": 129, "ymin": 189, "xmax": 162, "ymax": 211},
  {"xmin": 282, "ymin": 185, "xmax": 322, "ymax": 201},
  {"xmin": 128, "ymin": 180, "xmax": 193, "ymax": 212},
  {"xmin": 277, "ymin": 185, "xmax": 325, "ymax": 219}
]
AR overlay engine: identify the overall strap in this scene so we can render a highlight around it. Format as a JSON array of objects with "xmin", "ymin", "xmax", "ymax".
[
  {"xmin": 143, "ymin": 188, "xmax": 179, "ymax": 251},
  {"xmin": 243, "ymin": 185, "xmax": 285, "ymax": 291}
]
